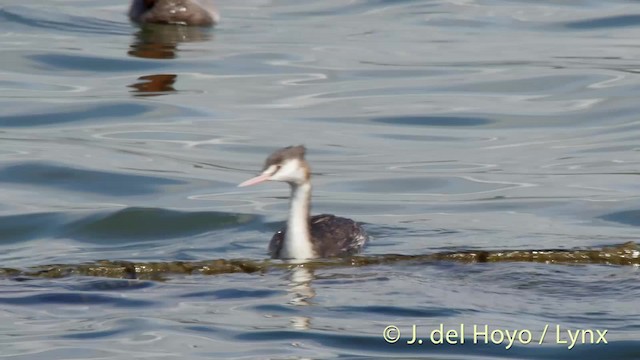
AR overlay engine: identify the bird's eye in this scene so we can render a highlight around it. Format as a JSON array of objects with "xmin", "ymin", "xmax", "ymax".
[{"xmin": 274, "ymin": 165, "xmax": 281, "ymax": 172}]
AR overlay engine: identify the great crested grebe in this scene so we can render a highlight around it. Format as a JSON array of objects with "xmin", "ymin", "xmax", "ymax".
[
  {"xmin": 239, "ymin": 145, "xmax": 368, "ymax": 260},
  {"xmin": 129, "ymin": 0, "xmax": 220, "ymax": 26}
]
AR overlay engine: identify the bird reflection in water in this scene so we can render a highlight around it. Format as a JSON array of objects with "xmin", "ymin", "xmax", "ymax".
[
  {"xmin": 287, "ymin": 266, "xmax": 316, "ymax": 330},
  {"xmin": 126, "ymin": 25, "xmax": 213, "ymax": 96},
  {"xmin": 127, "ymin": 1, "xmax": 217, "ymax": 96}
]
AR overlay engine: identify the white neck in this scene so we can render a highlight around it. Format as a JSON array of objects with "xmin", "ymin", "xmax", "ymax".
[{"xmin": 282, "ymin": 181, "xmax": 315, "ymax": 260}]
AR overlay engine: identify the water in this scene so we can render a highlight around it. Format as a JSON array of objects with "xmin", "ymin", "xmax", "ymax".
[{"xmin": 0, "ymin": 0, "xmax": 639, "ymax": 358}]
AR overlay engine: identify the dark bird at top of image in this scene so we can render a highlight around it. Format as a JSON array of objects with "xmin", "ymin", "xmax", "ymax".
[{"xmin": 129, "ymin": 0, "xmax": 219, "ymax": 26}]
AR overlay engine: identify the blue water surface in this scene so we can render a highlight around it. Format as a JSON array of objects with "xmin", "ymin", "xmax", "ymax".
[{"xmin": 0, "ymin": 0, "xmax": 639, "ymax": 359}]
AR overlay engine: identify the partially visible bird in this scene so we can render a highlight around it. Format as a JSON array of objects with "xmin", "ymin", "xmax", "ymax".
[{"xmin": 129, "ymin": 0, "xmax": 219, "ymax": 26}]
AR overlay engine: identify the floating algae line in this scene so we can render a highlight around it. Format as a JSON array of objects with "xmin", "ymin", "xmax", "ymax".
[{"xmin": 1, "ymin": 242, "xmax": 638, "ymax": 280}]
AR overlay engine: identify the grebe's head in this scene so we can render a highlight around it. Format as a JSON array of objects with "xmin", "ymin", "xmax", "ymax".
[
  {"xmin": 129, "ymin": 0, "xmax": 220, "ymax": 27},
  {"xmin": 239, "ymin": 145, "xmax": 310, "ymax": 187}
]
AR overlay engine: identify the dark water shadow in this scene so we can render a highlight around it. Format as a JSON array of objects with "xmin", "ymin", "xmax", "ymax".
[
  {"xmin": 370, "ymin": 115, "xmax": 493, "ymax": 127},
  {"xmin": 0, "ymin": 212, "xmax": 67, "ymax": 244},
  {"xmin": 563, "ymin": 15, "xmax": 640, "ymax": 30},
  {"xmin": 62, "ymin": 278, "xmax": 156, "ymax": 292},
  {"xmin": 0, "ymin": 103, "xmax": 149, "ymax": 127},
  {"xmin": 0, "ymin": 162, "xmax": 185, "ymax": 196},
  {"xmin": 65, "ymin": 207, "xmax": 257, "ymax": 243},
  {"xmin": 0, "ymin": 292, "xmax": 153, "ymax": 307},
  {"xmin": 0, "ymin": 207, "xmax": 257, "ymax": 244},
  {"xmin": 333, "ymin": 305, "xmax": 459, "ymax": 318},
  {"xmin": 599, "ymin": 210, "xmax": 640, "ymax": 227},
  {"xmin": 180, "ymin": 288, "xmax": 280, "ymax": 299}
]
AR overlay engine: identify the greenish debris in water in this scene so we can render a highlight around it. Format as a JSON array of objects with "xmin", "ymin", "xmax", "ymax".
[{"xmin": 1, "ymin": 242, "xmax": 638, "ymax": 281}]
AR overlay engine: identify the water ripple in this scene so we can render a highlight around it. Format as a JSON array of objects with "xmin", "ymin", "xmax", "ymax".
[
  {"xmin": 0, "ymin": 6, "xmax": 131, "ymax": 35},
  {"xmin": 0, "ymin": 162, "xmax": 183, "ymax": 196},
  {"xmin": 1, "ymin": 0, "xmax": 640, "ymax": 358},
  {"xmin": 563, "ymin": 15, "xmax": 640, "ymax": 30},
  {"xmin": 371, "ymin": 115, "xmax": 493, "ymax": 127},
  {"xmin": 64, "ymin": 207, "xmax": 256, "ymax": 242},
  {"xmin": 599, "ymin": 210, "xmax": 640, "ymax": 227},
  {"xmin": 0, "ymin": 292, "xmax": 154, "ymax": 307},
  {"xmin": 0, "ymin": 103, "xmax": 149, "ymax": 127}
]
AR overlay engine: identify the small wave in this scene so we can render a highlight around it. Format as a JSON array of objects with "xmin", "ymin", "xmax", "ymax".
[{"xmin": 0, "ymin": 6, "xmax": 131, "ymax": 36}]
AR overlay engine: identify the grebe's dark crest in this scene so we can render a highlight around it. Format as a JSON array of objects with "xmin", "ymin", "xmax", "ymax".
[
  {"xmin": 239, "ymin": 145, "xmax": 368, "ymax": 260},
  {"xmin": 129, "ymin": 0, "xmax": 220, "ymax": 26}
]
